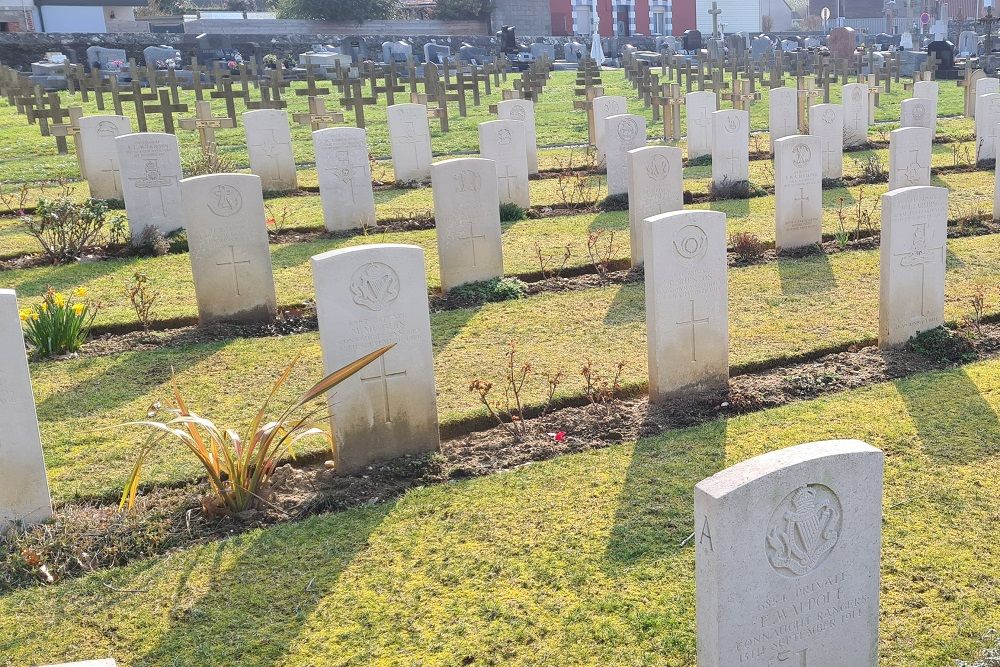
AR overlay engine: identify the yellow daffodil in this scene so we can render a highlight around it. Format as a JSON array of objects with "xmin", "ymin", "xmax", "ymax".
[
  {"xmin": 72, "ymin": 303, "xmax": 86, "ymax": 316},
  {"xmin": 53, "ymin": 293, "xmax": 66, "ymax": 308},
  {"xmin": 39, "ymin": 302, "xmax": 48, "ymax": 313},
  {"xmin": 19, "ymin": 309, "xmax": 30, "ymax": 322},
  {"xmin": 73, "ymin": 287, "xmax": 88, "ymax": 298},
  {"xmin": 30, "ymin": 312, "xmax": 39, "ymax": 322}
]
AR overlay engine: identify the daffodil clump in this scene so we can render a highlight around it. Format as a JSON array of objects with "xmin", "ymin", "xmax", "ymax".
[{"xmin": 20, "ymin": 286, "xmax": 99, "ymax": 358}]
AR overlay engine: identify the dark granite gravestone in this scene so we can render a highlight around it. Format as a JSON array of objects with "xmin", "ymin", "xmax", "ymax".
[{"xmin": 683, "ymin": 29, "xmax": 703, "ymax": 52}]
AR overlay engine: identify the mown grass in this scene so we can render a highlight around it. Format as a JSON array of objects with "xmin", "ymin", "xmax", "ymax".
[
  {"xmin": 3, "ymin": 357, "xmax": 1000, "ymax": 666},
  {"xmin": 2, "ymin": 167, "xmax": 995, "ymax": 320},
  {"xmin": 18, "ymin": 231, "xmax": 1000, "ymax": 501},
  {"xmin": 0, "ymin": 69, "xmax": 969, "ymax": 182}
]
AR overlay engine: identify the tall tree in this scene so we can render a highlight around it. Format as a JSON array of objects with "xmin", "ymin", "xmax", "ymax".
[{"xmin": 434, "ymin": 0, "xmax": 494, "ymax": 20}]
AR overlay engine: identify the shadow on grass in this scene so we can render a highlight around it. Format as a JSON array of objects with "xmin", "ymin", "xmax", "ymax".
[
  {"xmin": 133, "ymin": 503, "xmax": 396, "ymax": 666},
  {"xmin": 896, "ymin": 366, "xmax": 1000, "ymax": 464},
  {"xmin": 431, "ymin": 305, "xmax": 481, "ymax": 355},
  {"xmin": 603, "ymin": 282, "xmax": 645, "ymax": 326},
  {"xmin": 777, "ymin": 252, "xmax": 837, "ymax": 296},
  {"xmin": 603, "ymin": 418, "xmax": 728, "ymax": 567}
]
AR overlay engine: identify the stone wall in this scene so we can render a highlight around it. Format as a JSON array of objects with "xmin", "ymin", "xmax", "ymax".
[
  {"xmin": 181, "ymin": 18, "xmax": 489, "ymax": 36},
  {"xmin": 491, "ymin": 0, "xmax": 551, "ymax": 37}
]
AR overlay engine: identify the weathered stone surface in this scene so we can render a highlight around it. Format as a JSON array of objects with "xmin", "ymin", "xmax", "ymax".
[
  {"xmin": 879, "ymin": 185, "xmax": 948, "ymax": 347},
  {"xmin": 900, "ymin": 97, "xmax": 935, "ymax": 131},
  {"xmin": 387, "ymin": 103, "xmax": 433, "ymax": 182},
  {"xmin": 313, "ymin": 127, "xmax": 376, "ymax": 231},
  {"xmin": 603, "ymin": 114, "xmax": 646, "ymax": 196},
  {"xmin": 0, "ymin": 289, "xmax": 52, "ymax": 532},
  {"xmin": 243, "ymin": 109, "xmax": 298, "ymax": 192},
  {"xmin": 888, "ymin": 127, "xmax": 932, "ymax": 191},
  {"xmin": 496, "ymin": 98, "xmax": 538, "ymax": 175},
  {"xmin": 768, "ymin": 86, "xmax": 799, "ymax": 150},
  {"xmin": 695, "ymin": 439, "xmax": 884, "ymax": 667},
  {"xmin": 79, "ymin": 115, "xmax": 132, "ymax": 200},
  {"xmin": 627, "ymin": 146, "xmax": 683, "ymax": 266},
  {"xmin": 686, "ymin": 90, "xmax": 717, "ymax": 159},
  {"xmin": 774, "ymin": 134, "xmax": 823, "ymax": 251},
  {"xmin": 809, "ymin": 103, "xmax": 844, "ymax": 179},
  {"xmin": 181, "ymin": 174, "xmax": 276, "ymax": 324},
  {"xmin": 311, "ymin": 244, "xmax": 440, "ymax": 474},
  {"xmin": 478, "ymin": 119, "xmax": 530, "ymax": 208},
  {"xmin": 592, "ymin": 95, "xmax": 627, "ymax": 161},
  {"xmin": 710, "ymin": 109, "xmax": 749, "ymax": 186},
  {"xmin": 116, "ymin": 132, "xmax": 184, "ymax": 238},
  {"xmin": 975, "ymin": 92, "xmax": 1000, "ymax": 161},
  {"xmin": 644, "ymin": 210, "xmax": 728, "ymax": 401},
  {"xmin": 431, "ymin": 157, "xmax": 503, "ymax": 291},
  {"xmin": 842, "ymin": 83, "xmax": 869, "ymax": 147}
]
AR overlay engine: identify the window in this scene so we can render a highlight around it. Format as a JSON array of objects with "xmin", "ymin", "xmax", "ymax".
[
  {"xmin": 652, "ymin": 7, "xmax": 666, "ymax": 34},
  {"xmin": 575, "ymin": 5, "xmax": 592, "ymax": 35}
]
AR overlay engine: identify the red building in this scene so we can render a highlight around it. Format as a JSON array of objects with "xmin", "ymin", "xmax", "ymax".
[{"xmin": 543, "ymin": 0, "xmax": 696, "ymax": 37}]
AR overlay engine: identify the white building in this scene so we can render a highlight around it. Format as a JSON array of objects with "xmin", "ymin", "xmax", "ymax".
[
  {"xmin": 0, "ymin": 0, "xmax": 147, "ymax": 32},
  {"xmin": 695, "ymin": 0, "xmax": 799, "ymax": 32}
]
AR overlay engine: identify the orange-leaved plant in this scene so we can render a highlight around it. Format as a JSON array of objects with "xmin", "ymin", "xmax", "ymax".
[{"xmin": 118, "ymin": 344, "xmax": 393, "ymax": 514}]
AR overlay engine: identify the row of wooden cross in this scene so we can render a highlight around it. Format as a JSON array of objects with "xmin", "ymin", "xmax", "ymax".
[{"xmin": 0, "ymin": 53, "xmax": 557, "ymax": 157}]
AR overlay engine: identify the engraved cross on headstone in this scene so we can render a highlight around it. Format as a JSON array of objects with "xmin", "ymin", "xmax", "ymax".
[
  {"xmin": 360, "ymin": 355, "xmax": 407, "ymax": 423},
  {"xmin": 216, "ymin": 245, "xmax": 251, "ymax": 296},
  {"xmin": 676, "ymin": 299, "xmax": 710, "ymax": 362}
]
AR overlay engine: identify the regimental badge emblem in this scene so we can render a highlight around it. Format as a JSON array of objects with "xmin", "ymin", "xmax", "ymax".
[
  {"xmin": 673, "ymin": 224, "xmax": 708, "ymax": 260},
  {"xmin": 509, "ymin": 104, "xmax": 527, "ymax": 121},
  {"xmin": 350, "ymin": 262, "xmax": 400, "ymax": 311},
  {"xmin": 766, "ymin": 485, "xmax": 842, "ymax": 577},
  {"xmin": 646, "ymin": 153, "xmax": 671, "ymax": 181},
  {"xmin": 497, "ymin": 128, "xmax": 513, "ymax": 146},
  {"xmin": 208, "ymin": 184, "xmax": 242, "ymax": 217},
  {"xmin": 852, "ymin": 88, "xmax": 862, "ymax": 102},
  {"xmin": 912, "ymin": 103, "xmax": 926, "ymax": 121},
  {"xmin": 822, "ymin": 108, "xmax": 836, "ymax": 125},
  {"xmin": 96, "ymin": 120, "xmax": 119, "ymax": 137},
  {"xmin": 792, "ymin": 143, "xmax": 811, "ymax": 168},
  {"xmin": 617, "ymin": 118, "xmax": 640, "ymax": 143},
  {"xmin": 454, "ymin": 169, "xmax": 482, "ymax": 193},
  {"xmin": 723, "ymin": 115, "xmax": 740, "ymax": 134}
]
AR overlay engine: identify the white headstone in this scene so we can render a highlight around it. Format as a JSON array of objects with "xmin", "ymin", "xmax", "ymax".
[
  {"xmin": 686, "ymin": 90, "xmax": 717, "ymax": 159},
  {"xmin": 0, "ymin": 290, "xmax": 52, "ymax": 532},
  {"xmin": 387, "ymin": 103, "xmax": 433, "ymax": 182},
  {"xmin": 603, "ymin": 114, "xmax": 647, "ymax": 196},
  {"xmin": 900, "ymin": 97, "xmax": 935, "ymax": 131},
  {"xmin": 592, "ymin": 95, "xmax": 628, "ymax": 161},
  {"xmin": 879, "ymin": 185, "xmax": 948, "ymax": 347},
  {"xmin": 496, "ymin": 98, "xmax": 539, "ymax": 175},
  {"xmin": 627, "ymin": 146, "xmax": 684, "ymax": 266},
  {"xmin": 911, "ymin": 81, "xmax": 939, "ymax": 134},
  {"xmin": 313, "ymin": 127, "xmax": 377, "ymax": 231},
  {"xmin": 976, "ymin": 76, "xmax": 999, "ymax": 99},
  {"xmin": 768, "ymin": 86, "xmax": 799, "ymax": 150},
  {"xmin": 774, "ymin": 134, "xmax": 823, "ymax": 251},
  {"xmin": 311, "ymin": 244, "xmax": 440, "ymax": 474},
  {"xmin": 431, "ymin": 158, "xmax": 504, "ymax": 291},
  {"xmin": 181, "ymin": 174, "xmax": 276, "ymax": 324},
  {"xmin": 888, "ymin": 127, "xmax": 932, "ymax": 191},
  {"xmin": 695, "ymin": 439, "xmax": 884, "ymax": 667},
  {"xmin": 243, "ymin": 109, "xmax": 297, "ymax": 192},
  {"xmin": 115, "ymin": 132, "xmax": 183, "ymax": 239},
  {"xmin": 643, "ymin": 210, "xmax": 728, "ymax": 401},
  {"xmin": 975, "ymin": 92, "xmax": 1000, "ymax": 161},
  {"xmin": 711, "ymin": 109, "xmax": 750, "ymax": 186},
  {"xmin": 809, "ymin": 103, "xmax": 844, "ymax": 179},
  {"xmin": 79, "ymin": 115, "xmax": 132, "ymax": 200},
  {"xmin": 478, "ymin": 119, "xmax": 530, "ymax": 208},
  {"xmin": 995, "ymin": 147, "xmax": 1000, "ymax": 220},
  {"xmin": 842, "ymin": 82, "xmax": 869, "ymax": 147}
]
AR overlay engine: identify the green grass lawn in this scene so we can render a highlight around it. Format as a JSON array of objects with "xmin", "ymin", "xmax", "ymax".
[
  {"xmin": 3, "ymin": 356, "xmax": 1000, "ymax": 666},
  {"xmin": 22, "ymin": 231, "xmax": 1000, "ymax": 502},
  {"xmin": 2, "ymin": 167, "xmax": 995, "ymax": 324},
  {"xmin": 0, "ymin": 70, "xmax": 971, "ymax": 183}
]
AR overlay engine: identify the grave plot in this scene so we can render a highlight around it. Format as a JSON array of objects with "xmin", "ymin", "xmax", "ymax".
[{"xmin": 3, "ymin": 57, "xmax": 1000, "ymax": 667}]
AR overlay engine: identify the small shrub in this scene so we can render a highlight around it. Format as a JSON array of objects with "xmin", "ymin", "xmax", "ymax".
[
  {"xmin": 534, "ymin": 241, "xmax": 572, "ymax": 279},
  {"xmin": 182, "ymin": 143, "xmax": 238, "ymax": 176},
  {"xmin": 26, "ymin": 198, "xmax": 109, "ymax": 262},
  {"xmin": 19, "ymin": 286, "xmax": 99, "ymax": 358},
  {"xmin": 581, "ymin": 357, "xmax": 627, "ymax": 414},
  {"xmin": 135, "ymin": 225, "xmax": 170, "ymax": 257},
  {"xmin": 449, "ymin": 277, "xmax": 527, "ymax": 303},
  {"xmin": 0, "ymin": 181, "xmax": 30, "ymax": 216},
  {"xmin": 587, "ymin": 229, "xmax": 619, "ymax": 278},
  {"xmin": 851, "ymin": 153, "xmax": 888, "ymax": 183},
  {"xmin": 499, "ymin": 202, "xmax": 527, "ymax": 221},
  {"xmin": 107, "ymin": 213, "xmax": 130, "ymax": 247},
  {"xmin": 599, "ymin": 192, "xmax": 629, "ymax": 211},
  {"xmin": 686, "ymin": 154, "xmax": 712, "ymax": 167},
  {"xmin": 166, "ymin": 229, "xmax": 189, "ymax": 253},
  {"xmin": 264, "ymin": 201, "xmax": 292, "ymax": 235},
  {"xmin": 729, "ymin": 231, "xmax": 766, "ymax": 262},
  {"xmin": 125, "ymin": 272, "xmax": 159, "ymax": 334},
  {"xmin": 907, "ymin": 326, "xmax": 977, "ymax": 364},
  {"xmin": 119, "ymin": 345, "xmax": 393, "ymax": 513},
  {"xmin": 553, "ymin": 147, "xmax": 605, "ymax": 209},
  {"xmin": 709, "ymin": 178, "xmax": 761, "ymax": 200}
]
